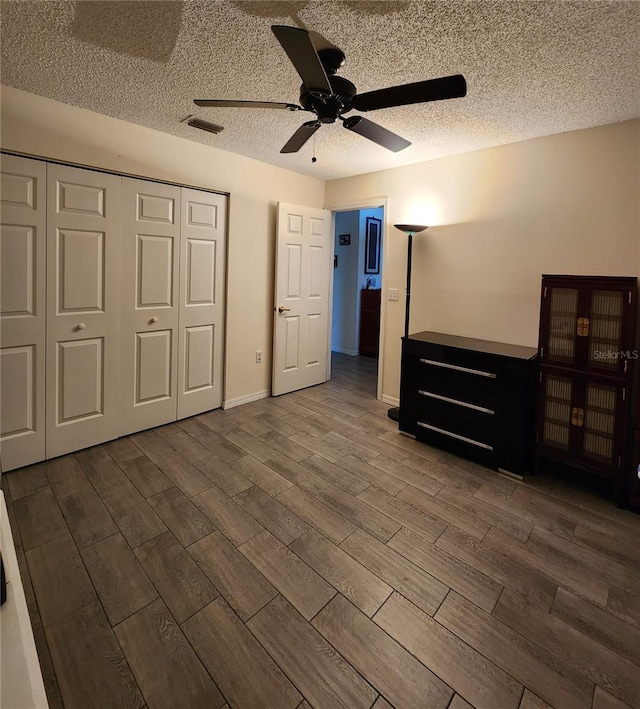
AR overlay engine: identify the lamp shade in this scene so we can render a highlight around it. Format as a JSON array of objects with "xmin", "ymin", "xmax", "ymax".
[{"xmin": 394, "ymin": 224, "xmax": 428, "ymax": 235}]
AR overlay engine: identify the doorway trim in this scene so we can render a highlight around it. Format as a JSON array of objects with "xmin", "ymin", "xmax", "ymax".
[{"xmin": 325, "ymin": 196, "xmax": 389, "ymax": 402}]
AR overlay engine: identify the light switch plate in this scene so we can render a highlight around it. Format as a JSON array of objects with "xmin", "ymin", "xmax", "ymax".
[{"xmin": 388, "ymin": 289, "xmax": 399, "ymax": 301}]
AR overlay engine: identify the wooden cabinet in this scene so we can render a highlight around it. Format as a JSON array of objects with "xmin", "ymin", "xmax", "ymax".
[
  {"xmin": 399, "ymin": 332, "xmax": 538, "ymax": 477},
  {"xmin": 359, "ymin": 288, "xmax": 381, "ymax": 356},
  {"xmin": 629, "ymin": 392, "xmax": 640, "ymax": 510},
  {"xmin": 628, "ymin": 341, "xmax": 640, "ymax": 510},
  {"xmin": 535, "ymin": 275, "xmax": 637, "ymax": 503}
]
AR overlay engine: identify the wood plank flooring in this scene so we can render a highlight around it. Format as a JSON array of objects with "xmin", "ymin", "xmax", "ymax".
[{"xmin": 4, "ymin": 353, "xmax": 640, "ymax": 709}]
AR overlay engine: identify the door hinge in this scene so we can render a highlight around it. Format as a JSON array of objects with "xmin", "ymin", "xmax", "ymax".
[
  {"xmin": 577, "ymin": 317, "xmax": 590, "ymax": 337},
  {"xmin": 629, "ymin": 291, "xmax": 632, "ymax": 305},
  {"xmin": 544, "ymin": 286, "xmax": 547, "ymax": 298},
  {"xmin": 540, "ymin": 347, "xmax": 544, "ymax": 359}
]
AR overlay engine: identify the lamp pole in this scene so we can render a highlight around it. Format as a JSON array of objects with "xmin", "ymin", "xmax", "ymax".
[{"xmin": 388, "ymin": 224, "xmax": 428, "ymax": 422}]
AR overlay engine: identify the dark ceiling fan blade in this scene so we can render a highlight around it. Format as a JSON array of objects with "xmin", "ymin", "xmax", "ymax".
[
  {"xmin": 280, "ymin": 120, "xmax": 321, "ymax": 153},
  {"xmin": 342, "ymin": 116, "xmax": 410, "ymax": 152},
  {"xmin": 271, "ymin": 25, "xmax": 332, "ymax": 97},
  {"xmin": 352, "ymin": 74, "xmax": 467, "ymax": 112},
  {"xmin": 194, "ymin": 99, "xmax": 301, "ymax": 110}
]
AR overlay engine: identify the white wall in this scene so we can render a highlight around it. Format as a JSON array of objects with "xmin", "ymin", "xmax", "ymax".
[
  {"xmin": 331, "ymin": 210, "xmax": 360, "ymax": 354},
  {"xmin": 0, "ymin": 85, "xmax": 325, "ymax": 405},
  {"xmin": 326, "ymin": 120, "xmax": 640, "ymax": 403}
]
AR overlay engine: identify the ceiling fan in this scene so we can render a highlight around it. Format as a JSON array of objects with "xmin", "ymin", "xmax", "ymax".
[{"xmin": 194, "ymin": 25, "xmax": 467, "ymax": 154}]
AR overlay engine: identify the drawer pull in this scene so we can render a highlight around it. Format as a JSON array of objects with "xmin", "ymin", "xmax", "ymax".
[
  {"xmin": 418, "ymin": 390, "xmax": 495, "ymax": 415},
  {"xmin": 417, "ymin": 422, "xmax": 494, "ymax": 450},
  {"xmin": 418, "ymin": 358, "xmax": 496, "ymax": 379}
]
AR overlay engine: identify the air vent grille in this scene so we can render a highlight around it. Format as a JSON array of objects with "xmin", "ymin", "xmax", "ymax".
[{"xmin": 186, "ymin": 117, "xmax": 224, "ymax": 135}]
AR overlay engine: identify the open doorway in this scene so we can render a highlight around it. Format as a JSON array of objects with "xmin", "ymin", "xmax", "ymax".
[{"xmin": 330, "ymin": 206, "xmax": 384, "ymax": 394}]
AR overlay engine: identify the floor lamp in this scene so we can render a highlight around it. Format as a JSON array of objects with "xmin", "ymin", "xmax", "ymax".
[{"xmin": 387, "ymin": 223, "xmax": 429, "ymax": 422}]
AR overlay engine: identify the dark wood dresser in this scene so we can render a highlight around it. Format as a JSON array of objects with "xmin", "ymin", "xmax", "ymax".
[
  {"xmin": 399, "ymin": 331, "xmax": 538, "ymax": 477},
  {"xmin": 359, "ymin": 288, "xmax": 381, "ymax": 356}
]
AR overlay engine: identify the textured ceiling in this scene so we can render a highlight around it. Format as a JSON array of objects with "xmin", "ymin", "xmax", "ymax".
[{"xmin": 1, "ymin": 0, "xmax": 638, "ymax": 180}]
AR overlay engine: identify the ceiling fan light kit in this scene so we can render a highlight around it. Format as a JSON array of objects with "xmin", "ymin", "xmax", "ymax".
[{"xmin": 194, "ymin": 25, "xmax": 466, "ymax": 155}]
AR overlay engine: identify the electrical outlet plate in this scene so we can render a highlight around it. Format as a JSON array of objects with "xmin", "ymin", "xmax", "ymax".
[
  {"xmin": 256, "ymin": 351, "xmax": 263, "ymax": 364},
  {"xmin": 388, "ymin": 288, "xmax": 399, "ymax": 301}
]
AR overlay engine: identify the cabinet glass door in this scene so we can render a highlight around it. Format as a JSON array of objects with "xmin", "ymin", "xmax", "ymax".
[
  {"xmin": 541, "ymin": 373, "xmax": 573, "ymax": 452},
  {"xmin": 546, "ymin": 287, "xmax": 579, "ymax": 365},
  {"xmin": 587, "ymin": 289, "xmax": 624, "ymax": 372},
  {"xmin": 581, "ymin": 381, "xmax": 618, "ymax": 467}
]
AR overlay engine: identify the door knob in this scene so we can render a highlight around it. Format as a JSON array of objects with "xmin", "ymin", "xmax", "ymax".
[
  {"xmin": 278, "ymin": 306, "xmax": 291, "ymax": 313},
  {"xmin": 149, "ymin": 316, "xmax": 158, "ymax": 324},
  {"xmin": 76, "ymin": 323, "xmax": 86, "ymax": 331}
]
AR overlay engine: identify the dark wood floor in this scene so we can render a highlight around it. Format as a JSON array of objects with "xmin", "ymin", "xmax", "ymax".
[{"xmin": 5, "ymin": 353, "xmax": 640, "ymax": 709}]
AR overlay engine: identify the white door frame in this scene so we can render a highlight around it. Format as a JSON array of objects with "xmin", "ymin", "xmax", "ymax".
[{"xmin": 325, "ymin": 197, "xmax": 389, "ymax": 402}]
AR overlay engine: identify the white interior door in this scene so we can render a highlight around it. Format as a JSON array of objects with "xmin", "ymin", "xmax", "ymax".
[
  {"xmin": 46, "ymin": 165, "xmax": 122, "ymax": 458},
  {"xmin": 178, "ymin": 188, "xmax": 226, "ymax": 419},
  {"xmin": 272, "ymin": 202, "xmax": 331, "ymax": 396},
  {"xmin": 0, "ymin": 155, "xmax": 47, "ymax": 471},
  {"xmin": 120, "ymin": 178, "xmax": 180, "ymax": 434}
]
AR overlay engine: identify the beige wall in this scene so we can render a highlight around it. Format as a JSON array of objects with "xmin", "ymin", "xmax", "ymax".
[
  {"xmin": 0, "ymin": 85, "xmax": 325, "ymax": 404},
  {"xmin": 3, "ymin": 86, "xmax": 638, "ymax": 407},
  {"xmin": 326, "ymin": 120, "xmax": 640, "ymax": 403}
]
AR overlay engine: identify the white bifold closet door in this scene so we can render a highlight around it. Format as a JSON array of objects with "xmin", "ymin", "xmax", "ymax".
[
  {"xmin": 120, "ymin": 179, "xmax": 181, "ymax": 434},
  {"xmin": 0, "ymin": 156, "xmax": 227, "ymax": 469},
  {"xmin": 178, "ymin": 188, "xmax": 226, "ymax": 418},
  {"xmin": 45, "ymin": 164, "xmax": 122, "ymax": 459},
  {"xmin": 0, "ymin": 155, "xmax": 47, "ymax": 470}
]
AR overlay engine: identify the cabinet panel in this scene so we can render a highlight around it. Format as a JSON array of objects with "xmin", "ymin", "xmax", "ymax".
[
  {"xmin": 540, "ymin": 372, "xmax": 573, "ymax": 453},
  {"xmin": 545, "ymin": 286, "xmax": 579, "ymax": 365},
  {"xmin": 46, "ymin": 165, "xmax": 121, "ymax": 458},
  {"xmin": 0, "ymin": 155, "xmax": 46, "ymax": 470},
  {"xmin": 581, "ymin": 381, "xmax": 617, "ymax": 466},
  {"xmin": 539, "ymin": 276, "xmax": 636, "ymax": 377}
]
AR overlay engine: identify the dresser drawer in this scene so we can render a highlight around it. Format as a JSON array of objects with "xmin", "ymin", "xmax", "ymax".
[
  {"xmin": 403, "ymin": 339, "xmax": 501, "ymax": 376},
  {"xmin": 406, "ymin": 394, "xmax": 496, "ymax": 448},
  {"xmin": 403, "ymin": 358, "xmax": 498, "ymax": 409}
]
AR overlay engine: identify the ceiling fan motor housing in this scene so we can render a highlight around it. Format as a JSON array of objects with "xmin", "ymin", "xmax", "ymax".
[{"xmin": 300, "ymin": 75, "xmax": 356, "ymax": 123}]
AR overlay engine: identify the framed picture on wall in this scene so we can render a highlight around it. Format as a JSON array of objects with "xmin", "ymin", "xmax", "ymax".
[
  {"xmin": 365, "ymin": 217, "xmax": 381, "ymax": 274},
  {"xmin": 339, "ymin": 233, "xmax": 351, "ymax": 245}
]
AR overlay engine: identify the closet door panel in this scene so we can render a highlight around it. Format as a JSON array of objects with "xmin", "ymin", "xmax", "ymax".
[
  {"xmin": 0, "ymin": 155, "xmax": 46, "ymax": 471},
  {"xmin": 178, "ymin": 189, "xmax": 226, "ymax": 418},
  {"xmin": 120, "ymin": 179, "xmax": 180, "ymax": 434},
  {"xmin": 46, "ymin": 165, "xmax": 121, "ymax": 458}
]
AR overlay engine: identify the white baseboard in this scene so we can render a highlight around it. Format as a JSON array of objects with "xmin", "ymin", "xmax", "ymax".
[
  {"xmin": 331, "ymin": 346, "xmax": 359, "ymax": 356},
  {"xmin": 223, "ymin": 389, "xmax": 270, "ymax": 410},
  {"xmin": 381, "ymin": 394, "xmax": 399, "ymax": 406}
]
